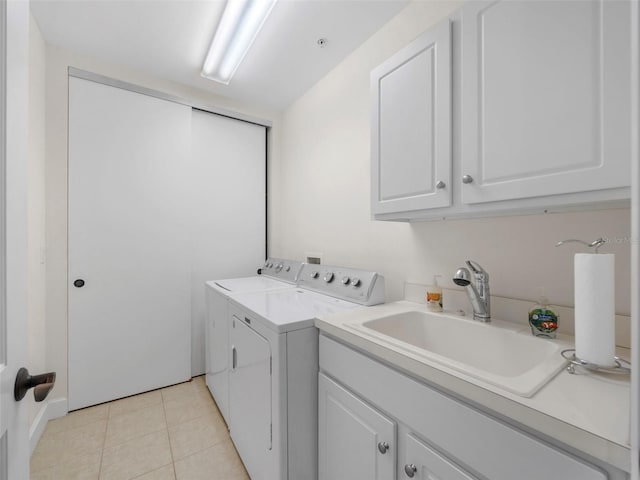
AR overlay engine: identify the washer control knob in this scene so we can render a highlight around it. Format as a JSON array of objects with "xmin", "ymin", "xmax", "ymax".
[
  {"xmin": 285, "ymin": 265, "xmax": 291, "ymax": 272},
  {"xmin": 350, "ymin": 277, "xmax": 361, "ymax": 287},
  {"xmin": 341, "ymin": 276, "xmax": 350, "ymax": 285},
  {"xmin": 275, "ymin": 263, "xmax": 283, "ymax": 273},
  {"xmin": 323, "ymin": 272, "xmax": 334, "ymax": 283},
  {"xmin": 310, "ymin": 271, "xmax": 319, "ymax": 279}
]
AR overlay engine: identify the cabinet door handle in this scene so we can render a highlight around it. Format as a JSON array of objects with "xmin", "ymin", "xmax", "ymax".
[
  {"xmin": 435, "ymin": 180, "xmax": 446, "ymax": 189},
  {"xmin": 404, "ymin": 464, "xmax": 418, "ymax": 478},
  {"xmin": 377, "ymin": 441, "xmax": 389, "ymax": 454},
  {"xmin": 232, "ymin": 345, "xmax": 237, "ymax": 370},
  {"xmin": 462, "ymin": 174, "xmax": 474, "ymax": 184}
]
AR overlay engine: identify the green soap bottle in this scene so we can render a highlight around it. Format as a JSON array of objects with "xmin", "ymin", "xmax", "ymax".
[{"xmin": 528, "ymin": 288, "xmax": 558, "ymax": 338}]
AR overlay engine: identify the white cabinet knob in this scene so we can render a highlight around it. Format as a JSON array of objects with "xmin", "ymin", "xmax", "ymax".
[{"xmin": 404, "ymin": 464, "xmax": 417, "ymax": 477}]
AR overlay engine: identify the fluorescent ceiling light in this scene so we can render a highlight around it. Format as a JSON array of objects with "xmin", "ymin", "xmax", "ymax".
[{"xmin": 202, "ymin": 0, "xmax": 277, "ymax": 84}]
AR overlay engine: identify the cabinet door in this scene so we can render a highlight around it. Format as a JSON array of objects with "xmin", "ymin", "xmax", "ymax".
[
  {"xmin": 403, "ymin": 433, "xmax": 477, "ymax": 480},
  {"xmin": 371, "ymin": 18, "xmax": 452, "ymax": 216},
  {"xmin": 319, "ymin": 373, "xmax": 396, "ymax": 480},
  {"xmin": 229, "ymin": 315, "xmax": 272, "ymax": 480},
  {"xmin": 461, "ymin": 0, "xmax": 630, "ymax": 204}
]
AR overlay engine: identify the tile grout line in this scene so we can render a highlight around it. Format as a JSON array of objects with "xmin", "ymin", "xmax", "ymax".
[
  {"xmin": 160, "ymin": 387, "xmax": 178, "ymax": 479},
  {"xmin": 97, "ymin": 403, "xmax": 110, "ymax": 480}
]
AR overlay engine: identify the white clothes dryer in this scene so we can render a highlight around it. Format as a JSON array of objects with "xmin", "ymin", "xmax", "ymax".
[
  {"xmin": 225, "ymin": 263, "xmax": 385, "ymax": 480},
  {"xmin": 204, "ymin": 258, "xmax": 303, "ymax": 423}
]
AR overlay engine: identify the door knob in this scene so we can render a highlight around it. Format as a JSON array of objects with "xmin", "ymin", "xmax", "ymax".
[
  {"xmin": 435, "ymin": 180, "xmax": 446, "ymax": 189},
  {"xmin": 462, "ymin": 175, "xmax": 474, "ymax": 184},
  {"xmin": 377, "ymin": 441, "xmax": 390, "ymax": 454},
  {"xmin": 73, "ymin": 279, "xmax": 85, "ymax": 288},
  {"xmin": 14, "ymin": 368, "xmax": 56, "ymax": 402}
]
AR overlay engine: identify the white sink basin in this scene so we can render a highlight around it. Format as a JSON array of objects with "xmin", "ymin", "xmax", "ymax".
[{"xmin": 347, "ymin": 310, "xmax": 568, "ymax": 397}]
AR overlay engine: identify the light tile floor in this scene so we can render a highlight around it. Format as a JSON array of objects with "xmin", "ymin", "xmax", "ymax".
[{"xmin": 30, "ymin": 376, "xmax": 250, "ymax": 480}]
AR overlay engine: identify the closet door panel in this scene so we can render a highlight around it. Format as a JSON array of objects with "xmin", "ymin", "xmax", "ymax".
[
  {"xmin": 68, "ymin": 77, "xmax": 192, "ymax": 410},
  {"xmin": 190, "ymin": 109, "xmax": 266, "ymax": 376}
]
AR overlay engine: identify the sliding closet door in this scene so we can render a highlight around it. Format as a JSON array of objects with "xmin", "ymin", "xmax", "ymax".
[
  {"xmin": 189, "ymin": 110, "xmax": 266, "ymax": 375},
  {"xmin": 68, "ymin": 77, "xmax": 192, "ymax": 410}
]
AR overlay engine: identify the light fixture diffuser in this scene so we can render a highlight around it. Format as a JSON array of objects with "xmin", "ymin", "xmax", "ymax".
[{"xmin": 202, "ymin": 0, "xmax": 277, "ymax": 84}]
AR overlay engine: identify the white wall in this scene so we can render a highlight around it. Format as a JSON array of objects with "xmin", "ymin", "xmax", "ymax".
[
  {"xmin": 44, "ymin": 43, "xmax": 281, "ymax": 405},
  {"xmin": 27, "ymin": 14, "xmax": 47, "ymax": 425},
  {"xmin": 271, "ymin": 1, "xmax": 632, "ymax": 321}
]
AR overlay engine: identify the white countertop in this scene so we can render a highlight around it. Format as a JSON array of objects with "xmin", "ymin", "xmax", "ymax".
[{"xmin": 315, "ymin": 300, "xmax": 631, "ymax": 472}]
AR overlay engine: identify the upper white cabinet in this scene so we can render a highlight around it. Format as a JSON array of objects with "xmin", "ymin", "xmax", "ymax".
[
  {"xmin": 372, "ymin": 0, "xmax": 631, "ymax": 221},
  {"xmin": 461, "ymin": 0, "xmax": 631, "ymax": 204},
  {"xmin": 371, "ymin": 18, "xmax": 452, "ymax": 215}
]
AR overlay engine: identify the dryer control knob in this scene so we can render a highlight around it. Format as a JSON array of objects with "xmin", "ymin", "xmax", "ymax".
[
  {"xmin": 310, "ymin": 271, "xmax": 319, "ymax": 279},
  {"xmin": 323, "ymin": 272, "xmax": 334, "ymax": 283},
  {"xmin": 341, "ymin": 276, "xmax": 350, "ymax": 285},
  {"xmin": 275, "ymin": 263, "xmax": 283, "ymax": 273},
  {"xmin": 285, "ymin": 266, "xmax": 291, "ymax": 272},
  {"xmin": 351, "ymin": 277, "xmax": 361, "ymax": 287}
]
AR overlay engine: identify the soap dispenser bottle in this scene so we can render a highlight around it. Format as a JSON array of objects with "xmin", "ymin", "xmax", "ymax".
[
  {"xmin": 426, "ymin": 275, "xmax": 443, "ymax": 312},
  {"xmin": 528, "ymin": 288, "xmax": 558, "ymax": 338}
]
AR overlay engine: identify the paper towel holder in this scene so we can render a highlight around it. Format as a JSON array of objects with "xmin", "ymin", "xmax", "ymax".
[
  {"xmin": 556, "ymin": 237, "xmax": 623, "ymax": 374},
  {"xmin": 561, "ymin": 349, "xmax": 630, "ymax": 375},
  {"xmin": 555, "ymin": 237, "xmax": 607, "ymax": 253}
]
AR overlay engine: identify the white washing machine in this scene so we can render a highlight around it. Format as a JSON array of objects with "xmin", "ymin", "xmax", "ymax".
[
  {"xmin": 205, "ymin": 258, "xmax": 303, "ymax": 423},
  {"xmin": 225, "ymin": 263, "xmax": 385, "ymax": 480}
]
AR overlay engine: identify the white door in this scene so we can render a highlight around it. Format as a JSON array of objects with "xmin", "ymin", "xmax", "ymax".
[
  {"xmin": 318, "ymin": 373, "xmax": 396, "ymax": 480},
  {"xmin": 189, "ymin": 109, "xmax": 266, "ymax": 377},
  {"xmin": 461, "ymin": 0, "xmax": 631, "ymax": 204},
  {"xmin": 228, "ymin": 312, "xmax": 272, "ymax": 480},
  {"xmin": 371, "ymin": 18, "xmax": 452, "ymax": 216},
  {"xmin": 0, "ymin": 0, "xmax": 31, "ymax": 477},
  {"xmin": 68, "ymin": 77, "xmax": 192, "ymax": 410}
]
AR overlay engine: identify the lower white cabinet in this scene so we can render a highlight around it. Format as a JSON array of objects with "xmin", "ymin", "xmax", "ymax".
[
  {"xmin": 319, "ymin": 372, "xmax": 478, "ymax": 480},
  {"xmin": 319, "ymin": 373, "xmax": 396, "ymax": 480},
  {"xmin": 319, "ymin": 334, "xmax": 619, "ymax": 480}
]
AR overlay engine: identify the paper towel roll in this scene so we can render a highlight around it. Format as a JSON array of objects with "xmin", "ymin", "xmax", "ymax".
[{"xmin": 574, "ymin": 253, "xmax": 616, "ymax": 367}]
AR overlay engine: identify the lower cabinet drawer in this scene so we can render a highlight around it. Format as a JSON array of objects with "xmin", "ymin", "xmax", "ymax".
[{"xmin": 319, "ymin": 334, "xmax": 608, "ymax": 480}]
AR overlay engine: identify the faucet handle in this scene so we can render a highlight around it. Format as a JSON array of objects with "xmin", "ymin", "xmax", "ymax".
[{"xmin": 465, "ymin": 260, "xmax": 488, "ymax": 277}]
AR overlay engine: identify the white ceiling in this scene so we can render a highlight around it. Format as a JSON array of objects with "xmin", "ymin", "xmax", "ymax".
[{"xmin": 31, "ymin": 0, "xmax": 409, "ymax": 111}]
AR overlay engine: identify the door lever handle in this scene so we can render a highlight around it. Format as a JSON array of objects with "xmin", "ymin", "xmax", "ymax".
[{"xmin": 14, "ymin": 368, "xmax": 56, "ymax": 402}]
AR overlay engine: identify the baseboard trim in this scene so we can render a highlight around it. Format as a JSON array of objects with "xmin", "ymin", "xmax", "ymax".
[{"xmin": 29, "ymin": 397, "xmax": 68, "ymax": 455}]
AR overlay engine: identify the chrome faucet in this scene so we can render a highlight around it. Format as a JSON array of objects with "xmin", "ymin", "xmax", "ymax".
[{"xmin": 453, "ymin": 261, "xmax": 490, "ymax": 322}]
